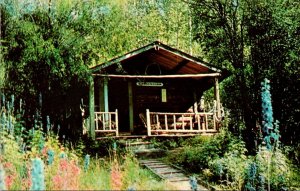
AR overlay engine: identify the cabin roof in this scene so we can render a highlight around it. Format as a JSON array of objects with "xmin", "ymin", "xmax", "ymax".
[{"xmin": 90, "ymin": 41, "xmax": 222, "ymax": 76}]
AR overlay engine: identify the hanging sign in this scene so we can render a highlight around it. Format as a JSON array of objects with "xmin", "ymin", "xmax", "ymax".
[
  {"xmin": 136, "ymin": 82, "xmax": 163, "ymax": 87},
  {"xmin": 161, "ymin": 89, "xmax": 167, "ymax": 102}
]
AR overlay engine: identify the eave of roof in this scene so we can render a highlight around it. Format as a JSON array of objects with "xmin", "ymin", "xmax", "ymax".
[{"xmin": 90, "ymin": 41, "xmax": 221, "ymax": 74}]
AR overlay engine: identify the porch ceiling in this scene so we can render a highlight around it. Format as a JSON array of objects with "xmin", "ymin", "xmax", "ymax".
[{"xmin": 90, "ymin": 41, "xmax": 222, "ymax": 77}]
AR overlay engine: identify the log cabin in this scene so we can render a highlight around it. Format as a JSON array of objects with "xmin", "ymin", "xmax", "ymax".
[{"xmin": 87, "ymin": 41, "xmax": 225, "ymax": 139}]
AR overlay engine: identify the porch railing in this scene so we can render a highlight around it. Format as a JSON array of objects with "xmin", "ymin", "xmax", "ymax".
[
  {"xmin": 146, "ymin": 109, "xmax": 217, "ymax": 136},
  {"xmin": 94, "ymin": 109, "xmax": 119, "ymax": 136}
]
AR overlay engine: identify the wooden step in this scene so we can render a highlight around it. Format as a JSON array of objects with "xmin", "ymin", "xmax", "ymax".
[{"xmin": 139, "ymin": 159, "xmax": 208, "ymax": 190}]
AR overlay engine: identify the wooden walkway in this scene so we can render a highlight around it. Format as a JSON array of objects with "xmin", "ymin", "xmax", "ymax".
[{"xmin": 139, "ymin": 159, "xmax": 208, "ymax": 191}]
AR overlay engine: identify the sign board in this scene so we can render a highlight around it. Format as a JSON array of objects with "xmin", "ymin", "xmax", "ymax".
[
  {"xmin": 161, "ymin": 89, "xmax": 167, "ymax": 102},
  {"xmin": 136, "ymin": 82, "xmax": 163, "ymax": 87}
]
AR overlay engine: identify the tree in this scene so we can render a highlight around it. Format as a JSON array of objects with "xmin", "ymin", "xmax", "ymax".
[
  {"xmin": 189, "ymin": 0, "xmax": 300, "ymax": 152},
  {"xmin": 1, "ymin": 0, "xmax": 99, "ymax": 139},
  {"xmin": 1, "ymin": 0, "xmax": 199, "ymax": 140}
]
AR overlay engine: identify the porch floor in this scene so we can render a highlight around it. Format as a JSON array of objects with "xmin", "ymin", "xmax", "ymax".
[{"xmin": 95, "ymin": 131, "xmax": 217, "ymax": 140}]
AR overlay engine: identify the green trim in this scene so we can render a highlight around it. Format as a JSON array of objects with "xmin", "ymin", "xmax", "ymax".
[
  {"xmin": 104, "ymin": 78, "xmax": 109, "ymax": 114},
  {"xmin": 89, "ymin": 76, "xmax": 95, "ymax": 140},
  {"xmin": 128, "ymin": 81, "xmax": 134, "ymax": 133}
]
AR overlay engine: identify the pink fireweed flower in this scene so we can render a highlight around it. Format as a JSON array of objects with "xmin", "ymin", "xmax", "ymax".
[
  {"xmin": 3, "ymin": 162, "xmax": 16, "ymax": 190},
  {"xmin": 110, "ymin": 162, "xmax": 122, "ymax": 190},
  {"xmin": 52, "ymin": 159, "xmax": 81, "ymax": 190},
  {"xmin": 5, "ymin": 175, "xmax": 15, "ymax": 190},
  {"xmin": 59, "ymin": 159, "xmax": 68, "ymax": 171},
  {"xmin": 52, "ymin": 174, "xmax": 64, "ymax": 189}
]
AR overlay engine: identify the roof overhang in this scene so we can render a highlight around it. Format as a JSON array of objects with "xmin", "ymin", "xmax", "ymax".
[{"xmin": 90, "ymin": 41, "xmax": 222, "ymax": 78}]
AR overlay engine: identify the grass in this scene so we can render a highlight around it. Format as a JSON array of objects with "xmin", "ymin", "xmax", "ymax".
[{"xmin": 0, "ymin": 100, "xmax": 175, "ymax": 190}]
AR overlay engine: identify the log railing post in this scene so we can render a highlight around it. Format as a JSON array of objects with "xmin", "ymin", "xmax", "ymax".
[
  {"xmin": 165, "ymin": 114, "xmax": 168, "ymax": 130},
  {"xmin": 115, "ymin": 109, "xmax": 119, "ymax": 136},
  {"xmin": 146, "ymin": 109, "xmax": 151, "ymax": 136}
]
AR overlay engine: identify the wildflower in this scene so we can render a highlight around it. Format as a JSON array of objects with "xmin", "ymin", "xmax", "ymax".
[
  {"xmin": 57, "ymin": 124, "xmax": 60, "ymax": 136},
  {"xmin": 111, "ymin": 162, "xmax": 122, "ymax": 190},
  {"xmin": 38, "ymin": 136, "xmax": 45, "ymax": 153},
  {"xmin": 257, "ymin": 175, "xmax": 265, "ymax": 191},
  {"xmin": 21, "ymin": 143, "xmax": 26, "ymax": 153},
  {"xmin": 30, "ymin": 158, "xmax": 45, "ymax": 190},
  {"xmin": 46, "ymin": 116, "xmax": 50, "ymax": 131},
  {"xmin": 3, "ymin": 162, "xmax": 16, "ymax": 190},
  {"xmin": 247, "ymin": 162, "xmax": 257, "ymax": 181},
  {"xmin": 47, "ymin": 149, "xmax": 55, "ymax": 165},
  {"xmin": 113, "ymin": 142, "xmax": 117, "ymax": 151},
  {"xmin": 0, "ymin": 143, "xmax": 4, "ymax": 155},
  {"xmin": 127, "ymin": 186, "xmax": 136, "ymax": 191},
  {"xmin": 59, "ymin": 151, "xmax": 67, "ymax": 159},
  {"xmin": 245, "ymin": 182, "xmax": 256, "ymax": 191},
  {"xmin": 21, "ymin": 163, "xmax": 31, "ymax": 190},
  {"xmin": 0, "ymin": 163, "xmax": 6, "ymax": 190},
  {"xmin": 84, "ymin": 154, "xmax": 90, "ymax": 172},
  {"xmin": 70, "ymin": 160, "xmax": 81, "ymax": 175},
  {"xmin": 59, "ymin": 159, "xmax": 69, "ymax": 171},
  {"xmin": 19, "ymin": 99, "xmax": 23, "ymax": 113},
  {"xmin": 53, "ymin": 159, "xmax": 81, "ymax": 190},
  {"xmin": 189, "ymin": 176, "xmax": 198, "ymax": 191}
]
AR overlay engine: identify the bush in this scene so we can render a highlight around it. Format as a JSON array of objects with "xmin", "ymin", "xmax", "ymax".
[
  {"xmin": 244, "ymin": 146, "xmax": 292, "ymax": 191},
  {"xmin": 209, "ymin": 138, "xmax": 248, "ymax": 190},
  {"xmin": 164, "ymin": 128, "xmax": 299, "ymax": 190},
  {"xmin": 165, "ymin": 128, "xmax": 241, "ymax": 173}
]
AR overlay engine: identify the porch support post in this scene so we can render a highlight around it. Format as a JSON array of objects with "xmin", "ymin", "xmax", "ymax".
[
  {"xmin": 128, "ymin": 81, "xmax": 134, "ymax": 133},
  {"xmin": 214, "ymin": 77, "xmax": 221, "ymax": 119},
  {"xmin": 104, "ymin": 77, "xmax": 109, "ymax": 113},
  {"xmin": 89, "ymin": 76, "xmax": 95, "ymax": 140},
  {"xmin": 99, "ymin": 79, "xmax": 104, "ymax": 112}
]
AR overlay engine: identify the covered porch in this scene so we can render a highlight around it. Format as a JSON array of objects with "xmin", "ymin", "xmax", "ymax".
[{"xmin": 87, "ymin": 41, "xmax": 224, "ymax": 139}]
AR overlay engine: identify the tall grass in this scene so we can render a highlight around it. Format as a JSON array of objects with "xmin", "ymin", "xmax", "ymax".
[{"xmin": 0, "ymin": 96, "xmax": 174, "ymax": 190}]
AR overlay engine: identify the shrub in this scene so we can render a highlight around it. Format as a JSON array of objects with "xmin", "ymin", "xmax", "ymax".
[
  {"xmin": 165, "ymin": 128, "xmax": 240, "ymax": 173},
  {"xmin": 252, "ymin": 146, "xmax": 291, "ymax": 191},
  {"xmin": 209, "ymin": 139, "xmax": 249, "ymax": 190}
]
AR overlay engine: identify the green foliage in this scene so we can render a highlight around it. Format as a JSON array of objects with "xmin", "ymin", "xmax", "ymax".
[
  {"xmin": 149, "ymin": 137, "xmax": 180, "ymax": 150},
  {"xmin": 164, "ymin": 128, "xmax": 299, "ymax": 190},
  {"xmin": 27, "ymin": 128, "xmax": 45, "ymax": 155},
  {"xmin": 0, "ymin": 97, "xmax": 174, "ymax": 190},
  {"xmin": 208, "ymin": 136, "xmax": 248, "ymax": 190},
  {"xmin": 189, "ymin": 0, "xmax": 300, "ymax": 153},
  {"xmin": 248, "ymin": 146, "xmax": 292, "ymax": 191},
  {"xmin": 121, "ymin": 153, "xmax": 140, "ymax": 190},
  {"xmin": 73, "ymin": 138, "xmax": 86, "ymax": 158},
  {"xmin": 165, "ymin": 129, "xmax": 241, "ymax": 173},
  {"xmin": 1, "ymin": 0, "xmax": 203, "ymax": 141}
]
